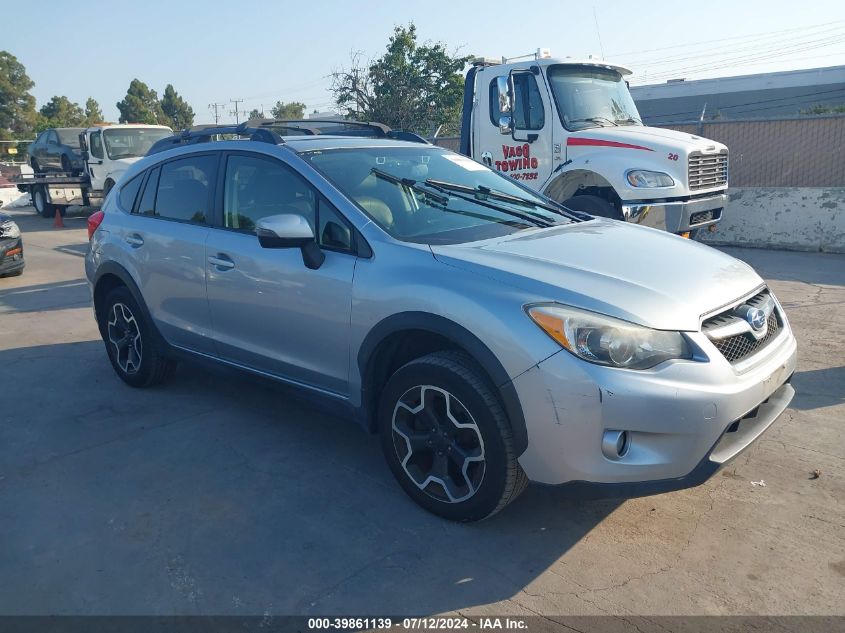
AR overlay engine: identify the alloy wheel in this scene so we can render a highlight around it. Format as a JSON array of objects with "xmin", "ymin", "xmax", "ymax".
[
  {"xmin": 391, "ymin": 385, "xmax": 485, "ymax": 503},
  {"xmin": 107, "ymin": 302, "xmax": 143, "ymax": 374}
]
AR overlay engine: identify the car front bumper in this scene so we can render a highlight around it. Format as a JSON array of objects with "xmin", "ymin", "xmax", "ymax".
[
  {"xmin": 0, "ymin": 237, "xmax": 24, "ymax": 275},
  {"xmin": 622, "ymin": 193, "xmax": 728, "ymax": 233},
  {"xmin": 512, "ymin": 324, "xmax": 797, "ymax": 491}
]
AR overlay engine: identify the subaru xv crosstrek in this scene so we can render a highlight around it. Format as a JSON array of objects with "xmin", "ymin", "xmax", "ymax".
[{"xmin": 85, "ymin": 122, "xmax": 797, "ymax": 521}]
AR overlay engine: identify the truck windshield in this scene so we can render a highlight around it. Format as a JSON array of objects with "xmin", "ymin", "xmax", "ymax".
[
  {"xmin": 303, "ymin": 147, "xmax": 573, "ymax": 244},
  {"xmin": 103, "ymin": 128, "xmax": 172, "ymax": 159},
  {"xmin": 547, "ymin": 65, "xmax": 642, "ymax": 130}
]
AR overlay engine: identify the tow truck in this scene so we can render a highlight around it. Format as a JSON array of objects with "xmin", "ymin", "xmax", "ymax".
[
  {"xmin": 15, "ymin": 123, "xmax": 172, "ymax": 217},
  {"xmin": 458, "ymin": 49, "xmax": 729, "ymax": 236}
]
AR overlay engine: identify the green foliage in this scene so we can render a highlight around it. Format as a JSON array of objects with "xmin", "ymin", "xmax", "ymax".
[
  {"xmin": 270, "ymin": 101, "xmax": 306, "ymax": 119},
  {"xmin": 38, "ymin": 95, "xmax": 85, "ymax": 129},
  {"xmin": 247, "ymin": 108, "xmax": 264, "ymax": 120},
  {"xmin": 116, "ymin": 79, "xmax": 166, "ymax": 125},
  {"xmin": 801, "ymin": 103, "xmax": 845, "ymax": 115},
  {"xmin": 85, "ymin": 97, "xmax": 103, "ymax": 124},
  {"xmin": 160, "ymin": 84, "xmax": 195, "ymax": 130},
  {"xmin": 331, "ymin": 23, "xmax": 471, "ymax": 135},
  {"xmin": 0, "ymin": 50, "xmax": 38, "ymax": 139}
]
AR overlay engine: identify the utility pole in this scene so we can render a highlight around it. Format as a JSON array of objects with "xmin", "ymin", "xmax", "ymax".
[
  {"xmin": 208, "ymin": 102, "xmax": 225, "ymax": 124},
  {"xmin": 230, "ymin": 99, "xmax": 244, "ymax": 124}
]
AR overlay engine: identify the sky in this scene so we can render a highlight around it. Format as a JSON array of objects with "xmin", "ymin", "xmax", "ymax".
[{"xmin": 5, "ymin": 0, "xmax": 845, "ymax": 124}]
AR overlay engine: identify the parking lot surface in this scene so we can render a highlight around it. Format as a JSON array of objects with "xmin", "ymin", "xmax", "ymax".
[{"xmin": 1, "ymin": 207, "xmax": 843, "ymax": 618}]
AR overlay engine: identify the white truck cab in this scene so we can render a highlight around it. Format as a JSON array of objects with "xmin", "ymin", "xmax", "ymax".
[
  {"xmin": 460, "ymin": 50, "xmax": 729, "ymax": 235},
  {"xmin": 80, "ymin": 123, "xmax": 173, "ymax": 200}
]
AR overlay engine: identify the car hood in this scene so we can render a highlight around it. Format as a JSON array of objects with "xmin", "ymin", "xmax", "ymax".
[
  {"xmin": 568, "ymin": 125, "xmax": 727, "ymax": 154},
  {"xmin": 430, "ymin": 219, "xmax": 762, "ymax": 331}
]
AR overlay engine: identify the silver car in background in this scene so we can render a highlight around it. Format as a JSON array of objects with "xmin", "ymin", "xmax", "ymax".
[{"xmin": 85, "ymin": 123, "xmax": 797, "ymax": 521}]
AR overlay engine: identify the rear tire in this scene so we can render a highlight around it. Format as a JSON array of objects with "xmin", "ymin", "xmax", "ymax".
[
  {"xmin": 98, "ymin": 286, "xmax": 177, "ymax": 388},
  {"xmin": 378, "ymin": 350, "xmax": 528, "ymax": 522},
  {"xmin": 31, "ymin": 158, "xmax": 41, "ymax": 173},
  {"xmin": 33, "ymin": 185, "xmax": 55, "ymax": 219},
  {"xmin": 561, "ymin": 194, "xmax": 623, "ymax": 220}
]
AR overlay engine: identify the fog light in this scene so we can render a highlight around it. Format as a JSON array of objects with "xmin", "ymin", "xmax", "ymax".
[{"xmin": 602, "ymin": 430, "xmax": 630, "ymax": 460}]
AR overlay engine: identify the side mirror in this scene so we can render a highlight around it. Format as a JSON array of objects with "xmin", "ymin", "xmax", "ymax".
[
  {"xmin": 496, "ymin": 76, "xmax": 513, "ymax": 135},
  {"xmin": 255, "ymin": 213, "xmax": 325, "ymax": 270}
]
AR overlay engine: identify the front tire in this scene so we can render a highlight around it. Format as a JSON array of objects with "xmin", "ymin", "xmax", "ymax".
[
  {"xmin": 378, "ymin": 351, "xmax": 528, "ymax": 521},
  {"xmin": 98, "ymin": 286, "xmax": 177, "ymax": 388},
  {"xmin": 561, "ymin": 194, "xmax": 623, "ymax": 220}
]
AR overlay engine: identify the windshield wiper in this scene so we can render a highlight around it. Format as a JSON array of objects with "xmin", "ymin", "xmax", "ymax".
[
  {"xmin": 614, "ymin": 116, "xmax": 642, "ymax": 126},
  {"xmin": 567, "ymin": 116, "xmax": 618, "ymax": 127},
  {"xmin": 372, "ymin": 169, "xmax": 552, "ymax": 229},
  {"xmin": 422, "ymin": 179, "xmax": 556, "ymax": 228},
  {"xmin": 371, "ymin": 168, "xmax": 448, "ymax": 205},
  {"xmin": 425, "ymin": 179, "xmax": 584, "ymax": 223}
]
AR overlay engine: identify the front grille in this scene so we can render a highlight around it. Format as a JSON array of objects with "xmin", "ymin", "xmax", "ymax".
[
  {"xmin": 703, "ymin": 289, "xmax": 783, "ymax": 364},
  {"xmin": 688, "ymin": 150, "xmax": 728, "ymax": 190},
  {"xmin": 689, "ymin": 208, "xmax": 721, "ymax": 226},
  {"xmin": 711, "ymin": 313, "xmax": 780, "ymax": 363}
]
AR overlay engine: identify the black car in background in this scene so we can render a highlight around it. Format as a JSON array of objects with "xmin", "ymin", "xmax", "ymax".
[
  {"xmin": 27, "ymin": 128, "xmax": 85, "ymax": 175},
  {"xmin": 0, "ymin": 211, "xmax": 24, "ymax": 277}
]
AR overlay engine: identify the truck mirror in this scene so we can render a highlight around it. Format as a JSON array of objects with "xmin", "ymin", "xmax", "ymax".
[
  {"xmin": 499, "ymin": 116, "xmax": 513, "ymax": 135},
  {"xmin": 496, "ymin": 76, "xmax": 512, "ymax": 114}
]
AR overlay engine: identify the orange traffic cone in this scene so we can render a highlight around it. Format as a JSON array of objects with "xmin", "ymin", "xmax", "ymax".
[{"xmin": 53, "ymin": 207, "xmax": 65, "ymax": 228}]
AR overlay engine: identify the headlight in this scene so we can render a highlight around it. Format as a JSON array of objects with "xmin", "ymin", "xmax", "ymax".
[
  {"xmin": 526, "ymin": 304, "xmax": 691, "ymax": 370},
  {"xmin": 626, "ymin": 170, "xmax": 675, "ymax": 188},
  {"xmin": 0, "ymin": 221, "xmax": 21, "ymax": 239}
]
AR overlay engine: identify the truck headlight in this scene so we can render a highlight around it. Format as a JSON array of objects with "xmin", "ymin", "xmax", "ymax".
[
  {"xmin": 626, "ymin": 170, "xmax": 674, "ymax": 188},
  {"xmin": 0, "ymin": 220, "xmax": 21, "ymax": 239},
  {"xmin": 527, "ymin": 304, "xmax": 691, "ymax": 370}
]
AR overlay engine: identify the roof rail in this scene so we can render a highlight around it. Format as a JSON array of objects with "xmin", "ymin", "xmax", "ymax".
[
  {"xmin": 247, "ymin": 119, "xmax": 429, "ymax": 143},
  {"xmin": 145, "ymin": 119, "xmax": 429, "ymax": 156}
]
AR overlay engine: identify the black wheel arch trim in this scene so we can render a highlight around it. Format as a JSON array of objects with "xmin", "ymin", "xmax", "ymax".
[
  {"xmin": 92, "ymin": 261, "xmax": 170, "ymax": 351},
  {"xmin": 358, "ymin": 311, "xmax": 528, "ymax": 456}
]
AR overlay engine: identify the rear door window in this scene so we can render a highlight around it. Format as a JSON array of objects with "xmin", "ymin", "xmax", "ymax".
[{"xmin": 150, "ymin": 154, "xmax": 217, "ymax": 224}]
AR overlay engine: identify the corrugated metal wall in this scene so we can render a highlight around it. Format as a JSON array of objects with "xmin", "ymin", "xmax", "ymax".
[{"xmin": 432, "ymin": 115, "xmax": 845, "ymax": 187}]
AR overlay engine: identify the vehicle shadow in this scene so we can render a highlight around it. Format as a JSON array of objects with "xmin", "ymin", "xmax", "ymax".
[
  {"xmin": 789, "ymin": 365, "xmax": 845, "ymax": 410},
  {"xmin": 0, "ymin": 340, "xmax": 623, "ymax": 616},
  {"xmin": 718, "ymin": 246, "xmax": 845, "ymax": 288},
  {"xmin": 0, "ymin": 278, "xmax": 90, "ymax": 314}
]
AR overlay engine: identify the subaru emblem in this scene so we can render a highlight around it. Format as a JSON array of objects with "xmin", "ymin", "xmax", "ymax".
[{"xmin": 747, "ymin": 308, "xmax": 766, "ymax": 331}]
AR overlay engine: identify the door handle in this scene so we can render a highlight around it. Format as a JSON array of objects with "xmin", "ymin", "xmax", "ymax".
[
  {"xmin": 208, "ymin": 254, "xmax": 235, "ymax": 270},
  {"xmin": 125, "ymin": 234, "xmax": 144, "ymax": 247}
]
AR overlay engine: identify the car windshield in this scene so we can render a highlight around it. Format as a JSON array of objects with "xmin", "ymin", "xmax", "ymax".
[
  {"xmin": 56, "ymin": 129, "xmax": 84, "ymax": 147},
  {"xmin": 547, "ymin": 65, "xmax": 642, "ymax": 130},
  {"xmin": 103, "ymin": 128, "xmax": 172, "ymax": 159},
  {"xmin": 303, "ymin": 147, "xmax": 574, "ymax": 244}
]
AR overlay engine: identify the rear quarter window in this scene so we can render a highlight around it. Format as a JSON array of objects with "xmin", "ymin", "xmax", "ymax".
[{"xmin": 118, "ymin": 174, "xmax": 143, "ymax": 211}]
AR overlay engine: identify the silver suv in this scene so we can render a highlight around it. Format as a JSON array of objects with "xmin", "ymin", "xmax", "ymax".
[{"xmin": 85, "ymin": 121, "xmax": 797, "ymax": 521}]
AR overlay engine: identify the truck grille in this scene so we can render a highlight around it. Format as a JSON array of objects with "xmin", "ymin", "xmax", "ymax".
[
  {"xmin": 688, "ymin": 150, "xmax": 728, "ymax": 190},
  {"xmin": 702, "ymin": 289, "xmax": 783, "ymax": 364}
]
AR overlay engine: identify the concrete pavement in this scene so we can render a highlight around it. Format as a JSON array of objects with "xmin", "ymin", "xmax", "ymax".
[{"xmin": 1, "ymin": 206, "xmax": 843, "ymax": 618}]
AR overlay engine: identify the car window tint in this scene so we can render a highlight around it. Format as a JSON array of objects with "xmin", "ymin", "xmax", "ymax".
[
  {"xmin": 90, "ymin": 132, "xmax": 104, "ymax": 159},
  {"xmin": 118, "ymin": 174, "xmax": 143, "ymax": 211},
  {"xmin": 318, "ymin": 198, "xmax": 353, "ymax": 252},
  {"xmin": 513, "ymin": 73, "xmax": 545, "ymax": 130},
  {"xmin": 223, "ymin": 154, "xmax": 316, "ymax": 232},
  {"xmin": 136, "ymin": 167, "xmax": 160, "ymax": 216},
  {"xmin": 153, "ymin": 155, "xmax": 217, "ymax": 223}
]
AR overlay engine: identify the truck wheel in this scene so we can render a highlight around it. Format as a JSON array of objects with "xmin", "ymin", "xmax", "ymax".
[
  {"xmin": 561, "ymin": 195, "xmax": 623, "ymax": 220},
  {"xmin": 103, "ymin": 180, "xmax": 115, "ymax": 201},
  {"xmin": 378, "ymin": 351, "xmax": 528, "ymax": 522},
  {"xmin": 33, "ymin": 185, "xmax": 55, "ymax": 219}
]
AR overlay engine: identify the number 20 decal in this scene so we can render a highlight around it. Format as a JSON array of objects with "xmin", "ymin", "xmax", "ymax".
[{"xmin": 668, "ymin": 153, "xmax": 679, "ymax": 161}]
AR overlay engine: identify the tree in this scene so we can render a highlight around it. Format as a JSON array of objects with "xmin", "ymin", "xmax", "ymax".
[
  {"xmin": 84, "ymin": 97, "xmax": 103, "ymax": 124},
  {"xmin": 801, "ymin": 103, "xmax": 845, "ymax": 115},
  {"xmin": 39, "ymin": 95, "xmax": 85, "ymax": 128},
  {"xmin": 270, "ymin": 101, "xmax": 306, "ymax": 119},
  {"xmin": 247, "ymin": 108, "xmax": 264, "ymax": 120},
  {"xmin": 0, "ymin": 50, "xmax": 38, "ymax": 139},
  {"xmin": 330, "ymin": 24, "xmax": 470, "ymax": 135},
  {"xmin": 160, "ymin": 84, "xmax": 194, "ymax": 130},
  {"xmin": 116, "ymin": 79, "xmax": 165, "ymax": 124}
]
